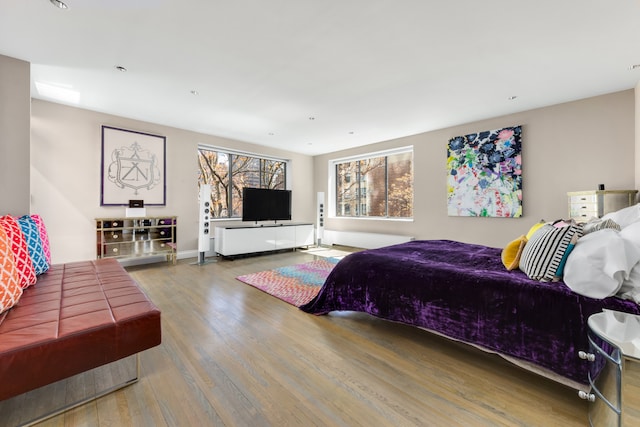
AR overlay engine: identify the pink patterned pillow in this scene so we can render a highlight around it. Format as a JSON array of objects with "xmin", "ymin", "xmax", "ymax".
[
  {"xmin": 0, "ymin": 226, "xmax": 23, "ymax": 313},
  {"xmin": 30, "ymin": 214, "xmax": 51, "ymax": 264},
  {"xmin": 0, "ymin": 216, "xmax": 36, "ymax": 288}
]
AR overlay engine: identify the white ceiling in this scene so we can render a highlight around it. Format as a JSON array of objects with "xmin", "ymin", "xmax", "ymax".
[{"xmin": 2, "ymin": 0, "xmax": 640, "ymax": 156}]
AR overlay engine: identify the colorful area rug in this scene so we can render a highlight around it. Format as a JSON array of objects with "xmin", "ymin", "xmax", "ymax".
[{"xmin": 236, "ymin": 258, "xmax": 340, "ymax": 307}]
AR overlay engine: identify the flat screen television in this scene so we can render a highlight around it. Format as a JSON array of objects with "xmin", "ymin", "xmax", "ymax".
[{"xmin": 242, "ymin": 187, "xmax": 292, "ymax": 223}]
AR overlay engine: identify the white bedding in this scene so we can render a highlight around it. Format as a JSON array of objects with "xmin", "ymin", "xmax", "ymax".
[{"xmin": 564, "ymin": 214, "xmax": 640, "ymax": 303}]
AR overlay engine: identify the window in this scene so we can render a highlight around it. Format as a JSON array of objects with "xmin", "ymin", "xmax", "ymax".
[
  {"xmin": 197, "ymin": 146, "xmax": 287, "ymax": 219},
  {"xmin": 333, "ymin": 147, "xmax": 413, "ymax": 218}
]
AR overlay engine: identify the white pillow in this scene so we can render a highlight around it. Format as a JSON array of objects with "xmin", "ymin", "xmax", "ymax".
[
  {"xmin": 617, "ymin": 221, "xmax": 640, "ymax": 301},
  {"xmin": 563, "ymin": 229, "xmax": 640, "ymax": 298},
  {"xmin": 601, "ymin": 204, "xmax": 640, "ymax": 228},
  {"xmin": 619, "ymin": 219, "xmax": 640, "ymax": 244},
  {"xmin": 619, "ymin": 264, "xmax": 640, "ymax": 303}
]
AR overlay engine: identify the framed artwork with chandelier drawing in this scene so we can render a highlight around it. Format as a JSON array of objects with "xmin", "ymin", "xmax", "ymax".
[{"xmin": 100, "ymin": 125, "xmax": 166, "ymax": 206}]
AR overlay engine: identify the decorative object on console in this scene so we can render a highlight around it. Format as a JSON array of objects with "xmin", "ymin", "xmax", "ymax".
[
  {"xmin": 101, "ymin": 125, "xmax": 166, "ymax": 206},
  {"xmin": 126, "ymin": 199, "xmax": 147, "ymax": 217},
  {"xmin": 447, "ymin": 125, "xmax": 522, "ymax": 217},
  {"xmin": 125, "ymin": 207, "xmax": 147, "ymax": 217}
]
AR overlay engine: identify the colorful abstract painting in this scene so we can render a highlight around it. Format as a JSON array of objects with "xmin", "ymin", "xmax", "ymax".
[{"xmin": 447, "ymin": 125, "xmax": 522, "ymax": 217}]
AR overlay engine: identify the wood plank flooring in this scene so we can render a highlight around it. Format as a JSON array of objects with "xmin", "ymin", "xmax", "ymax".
[{"xmin": 2, "ymin": 250, "xmax": 588, "ymax": 426}]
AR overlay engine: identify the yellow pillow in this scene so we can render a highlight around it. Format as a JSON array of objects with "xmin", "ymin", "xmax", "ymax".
[
  {"xmin": 525, "ymin": 220, "xmax": 546, "ymax": 240},
  {"xmin": 501, "ymin": 235, "xmax": 528, "ymax": 270}
]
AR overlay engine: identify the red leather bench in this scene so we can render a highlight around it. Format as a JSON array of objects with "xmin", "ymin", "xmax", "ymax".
[{"xmin": 0, "ymin": 258, "xmax": 161, "ymax": 402}]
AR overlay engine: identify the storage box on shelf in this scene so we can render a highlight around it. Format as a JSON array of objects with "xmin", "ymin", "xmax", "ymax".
[
  {"xmin": 567, "ymin": 190, "xmax": 637, "ymax": 223},
  {"xmin": 96, "ymin": 216, "xmax": 177, "ymax": 264}
]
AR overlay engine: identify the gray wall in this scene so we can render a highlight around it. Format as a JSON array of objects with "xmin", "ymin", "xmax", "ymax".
[{"xmin": 0, "ymin": 54, "xmax": 30, "ymax": 215}]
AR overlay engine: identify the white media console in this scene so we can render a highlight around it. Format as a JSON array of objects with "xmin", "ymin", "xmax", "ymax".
[{"xmin": 214, "ymin": 223, "xmax": 314, "ymax": 257}]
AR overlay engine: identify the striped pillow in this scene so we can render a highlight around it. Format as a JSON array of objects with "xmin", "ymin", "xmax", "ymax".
[
  {"xmin": 519, "ymin": 224, "xmax": 584, "ymax": 281},
  {"xmin": 583, "ymin": 218, "xmax": 621, "ymax": 235}
]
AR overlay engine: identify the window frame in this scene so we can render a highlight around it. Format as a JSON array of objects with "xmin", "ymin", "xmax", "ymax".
[
  {"xmin": 328, "ymin": 146, "xmax": 414, "ymax": 221},
  {"xmin": 198, "ymin": 144, "xmax": 291, "ymax": 221}
]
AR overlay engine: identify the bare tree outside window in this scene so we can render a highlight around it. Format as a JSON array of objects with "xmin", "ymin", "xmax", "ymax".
[
  {"xmin": 387, "ymin": 152, "xmax": 413, "ymax": 217},
  {"xmin": 335, "ymin": 149, "xmax": 413, "ymax": 218},
  {"xmin": 198, "ymin": 150, "xmax": 230, "ymax": 218},
  {"xmin": 336, "ymin": 161, "xmax": 358, "ymax": 216},
  {"xmin": 361, "ymin": 157, "xmax": 386, "ymax": 216},
  {"xmin": 198, "ymin": 147, "xmax": 287, "ymax": 219}
]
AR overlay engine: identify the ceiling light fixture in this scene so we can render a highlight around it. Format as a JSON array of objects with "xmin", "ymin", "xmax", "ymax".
[
  {"xmin": 50, "ymin": 0, "xmax": 68, "ymax": 9},
  {"xmin": 190, "ymin": 90, "xmax": 199, "ymax": 95},
  {"xmin": 508, "ymin": 96, "xmax": 518, "ymax": 100},
  {"xmin": 629, "ymin": 64, "xmax": 640, "ymax": 70},
  {"xmin": 115, "ymin": 65, "xmax": 127, "ymax": 72},
  {"xmin": 308, "ymin": 117, "xmax": 315, "ymax": 120}
]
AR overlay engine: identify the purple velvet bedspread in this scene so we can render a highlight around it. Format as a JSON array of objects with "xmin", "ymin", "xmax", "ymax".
[{"xmin": 300, "ymin": 240, "xmax": 640, "ymax": 385}]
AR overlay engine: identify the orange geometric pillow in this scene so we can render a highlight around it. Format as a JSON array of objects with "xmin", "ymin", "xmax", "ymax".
[
  {"xmin": 0, "ymin": 215, "xmax": 36, "ymax": 288},
  {"xmin": 0, "ymin": 226, "xmax": 23, "ymax": 314}
]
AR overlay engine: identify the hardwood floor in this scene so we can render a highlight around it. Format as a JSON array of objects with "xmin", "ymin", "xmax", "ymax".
[{"xmin": 4, "ymin": 250, "xmax": 588, "ymax": 426}]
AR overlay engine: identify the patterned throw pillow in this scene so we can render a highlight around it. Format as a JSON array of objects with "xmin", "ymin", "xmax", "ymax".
[
  {"xmin": 519, "ymin": 224, "xmax": 584, "ymax": 281},
  {"xmin": 0, "ymin": 226, "xmax": 23, "ymax": 314},
  {"xmin": 16, "ymin": 215, "xmax": 49, "ymax": 275},
  {"xmin": 525, "ymin": 220, "xmax": 546, "ymax": 240},
  {"xmin": 583, "ymin": 218, "xmax": 621, "ymax": 235},
  {"xmin": 30, "ymin": 214, "xmax": 51, "ymax": 264},
  {"xmin": 0, "ymin": 215, "xmax": 36, "ymax": 288}
]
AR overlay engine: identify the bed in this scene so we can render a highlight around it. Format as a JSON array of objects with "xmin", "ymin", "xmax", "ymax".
[{"xmin": 300, "ymin": 239, "xmax": 640, "ymax": 389}]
